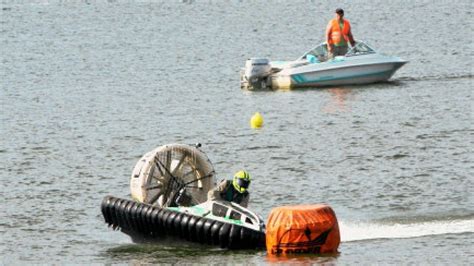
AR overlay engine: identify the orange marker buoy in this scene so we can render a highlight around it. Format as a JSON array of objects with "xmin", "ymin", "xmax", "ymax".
[{"xmin": 266, "ymin": 204, "xmax": 340, "ymax": 255}]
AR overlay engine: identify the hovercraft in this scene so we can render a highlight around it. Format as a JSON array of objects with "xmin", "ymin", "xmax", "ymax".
[
  {"xmin": 101, "ymin": 143, "xmax": 266, "ymax": 249},
  {"xmin": 101, "ymin": 143, "xmax": 341, "ymax": 253}
]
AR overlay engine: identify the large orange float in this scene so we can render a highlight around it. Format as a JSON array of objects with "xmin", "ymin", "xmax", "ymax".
[{"xmin": 266, "ymin": 204, "xmax": 340, "ymax": 255}]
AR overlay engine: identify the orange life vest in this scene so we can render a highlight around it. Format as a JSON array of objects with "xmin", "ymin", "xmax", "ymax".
[{"xmin": 327, "ymin": 18, "xmax": 351, "ymax": 45}]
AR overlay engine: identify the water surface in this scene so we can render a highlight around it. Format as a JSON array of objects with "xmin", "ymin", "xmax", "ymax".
[{"xmin": 1, "ymin": 0, "xmax": 473, "ymax": 264}]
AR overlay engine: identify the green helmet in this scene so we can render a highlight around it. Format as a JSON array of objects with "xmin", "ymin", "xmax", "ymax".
[{"xmin": 233, "ymin": 170, "xmax": 251, "ymax": 193}]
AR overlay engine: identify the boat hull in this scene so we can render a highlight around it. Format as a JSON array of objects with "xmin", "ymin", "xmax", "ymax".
[{"xmin": 271, "ymin": 61, "xmax": 406, "ymax": 89}]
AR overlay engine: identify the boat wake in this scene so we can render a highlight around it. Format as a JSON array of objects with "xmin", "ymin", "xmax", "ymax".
[
  {"xmin": 396, "ymin": 73, "xmax": 473, "ymax": 82},
  {"xmin": 339, "ymin": 217, "xmax": 473, "ymax": 242}
]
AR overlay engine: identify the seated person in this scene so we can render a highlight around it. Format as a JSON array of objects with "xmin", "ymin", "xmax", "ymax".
[{"xmin": 207, "ymin": 170, "xmax": 251, "ymax": 208}]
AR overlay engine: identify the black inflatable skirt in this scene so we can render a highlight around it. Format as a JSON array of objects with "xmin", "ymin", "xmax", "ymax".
[{"xmin": 101, "ymin": 196, "xmax": 265, "ymax": 249}]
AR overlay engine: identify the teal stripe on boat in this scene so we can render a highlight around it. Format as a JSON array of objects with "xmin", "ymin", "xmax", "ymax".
[
  {"xmin": 291, "ymin": 74, "xmax": 305, "ymax": 83},
  {"xmin": 292, "ymin": 69, "xmax": 394, "ymax": 84}
]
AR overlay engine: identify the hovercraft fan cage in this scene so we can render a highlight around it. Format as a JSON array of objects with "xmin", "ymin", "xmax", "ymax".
[{"xmin": 130, "ymin": 144, "xmax": 216, "ymax": 207}]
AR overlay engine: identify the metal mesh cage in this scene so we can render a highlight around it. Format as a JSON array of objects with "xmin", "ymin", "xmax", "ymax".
[{"xmin": 130, "ymin": 144, "xmax": 216, "ymax": 207}]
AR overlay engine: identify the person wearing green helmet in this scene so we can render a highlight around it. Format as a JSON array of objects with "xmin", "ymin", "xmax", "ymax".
[{"xmin": 207, "ymin": 170, "xmax": 251, "ymax": 208}]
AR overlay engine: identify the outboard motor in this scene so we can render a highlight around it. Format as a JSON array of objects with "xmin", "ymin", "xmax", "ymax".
[{"xmin": 241, "ymin": 58, "xmax": 272, "ymax": 90}]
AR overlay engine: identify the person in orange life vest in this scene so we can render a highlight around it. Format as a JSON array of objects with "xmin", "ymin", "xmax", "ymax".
[{"xmin": 325, "ymin": 8, "xmax": 356, "ymax": 59}]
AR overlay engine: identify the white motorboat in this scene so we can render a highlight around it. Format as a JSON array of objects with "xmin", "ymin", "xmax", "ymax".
[{"xmin": 240, "ymin": 41, "xmax": 407, "ymax": 90}]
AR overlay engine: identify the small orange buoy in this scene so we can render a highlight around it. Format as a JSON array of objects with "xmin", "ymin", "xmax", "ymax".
[{"xmin": 266, "ymin": 204, "xmax": 340, "ymax": 255}]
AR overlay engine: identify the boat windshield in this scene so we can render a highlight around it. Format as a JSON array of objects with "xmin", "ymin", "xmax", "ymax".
[
  {"xmin": 299, "ymin": 41, "xmax": 375, "ymax": 62},
  {"xmin": 345, "ymin": 41, "xmax": 375, "ymax": 56},
  {"xmin": 300, "ymin": 43, "xmax": 329, "ymax": 62}
]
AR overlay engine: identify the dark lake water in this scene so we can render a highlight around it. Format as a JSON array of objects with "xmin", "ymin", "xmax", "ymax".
[{"xmin": 1, "ymin": 0, "xmax": 473, "ymax": 264}]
